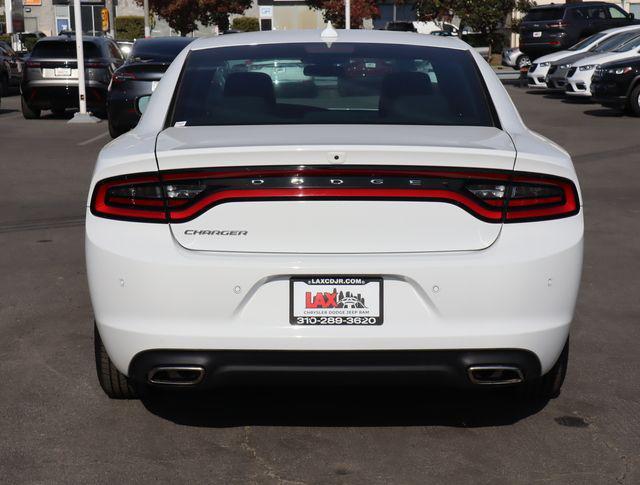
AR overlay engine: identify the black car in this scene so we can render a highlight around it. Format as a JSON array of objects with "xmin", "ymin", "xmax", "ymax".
[
  {"xmin": 107, "ymin": 37, "xmax": 194, "ymax": 137},
  {"xmin": 591, "ymin": 57, "xmax": 640, "ymax": 115},
  {"xmin": 0, "ymin": 41, "xmax": 24, "ymax": 95},
  {"xmin": 384, "ymin": 22, "xmax": 417, "ymax": 32},
  {"xmin": 21, "ymin": 35, "xmax": 124, "ymax": 119},
  {"xmin": 520, "ymin": 2, "xmax": 637, "ymax": 59}
]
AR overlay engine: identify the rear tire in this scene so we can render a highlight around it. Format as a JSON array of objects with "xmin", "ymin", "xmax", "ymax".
[
  {"xmin": 518, "ymin": 338, "xmax": 569, "ymax": 401},
  {"xmin": 108, "ymin": 116, "xmax": 125, "ymax": 138},
  {"xmin": 629, "ymin": 85, "xmax": 640, "ymax": 117},
  {"xmin": 21, "ymin": 96, "xmax": 41, "ymax": 119},
  {"xmin": 94, "ymin": 324, "xmax": 138, "ymax": 399}
]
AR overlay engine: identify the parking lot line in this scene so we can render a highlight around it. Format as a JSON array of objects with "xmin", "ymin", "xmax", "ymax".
[{"xmin": 77, "ymin": 131, "xmax": 109, "ymax": 146}]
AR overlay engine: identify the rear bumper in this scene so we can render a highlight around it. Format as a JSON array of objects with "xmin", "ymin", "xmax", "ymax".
[
  {"xmin": 129, "ymin": 349, "xmax": 541, "ymax": 388},
  {"xmin": 22, "ymin": 81, "xmax": 108, "ymax": 109},
  {"xmin": 87, "ymin": 210, "xmax": 584, "ymax": 378}
]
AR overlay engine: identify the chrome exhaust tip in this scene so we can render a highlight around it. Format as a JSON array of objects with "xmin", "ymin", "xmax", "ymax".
[
  {"xmin": 468, "ymin": 366, "xmax": 524, "ymax": 385},
  {"xmin": 147, "ymin": 366, "xmax": 205, "ymax": 386}
]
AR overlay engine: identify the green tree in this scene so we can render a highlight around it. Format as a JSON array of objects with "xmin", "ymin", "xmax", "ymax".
[
  {"xmin": 139, "ymin": 0, "xmax": 252, "ymax": 36},
  {"xmin": 231, "ymin": 16, "xmax": 259, "ymax": 32},
  {"xmin": 416, "ymin": 0, "xmax": 516, "ymax": 53},
  {"xmin": 305, "ymin": 0, "xmax": 380, "ymax": 29}
]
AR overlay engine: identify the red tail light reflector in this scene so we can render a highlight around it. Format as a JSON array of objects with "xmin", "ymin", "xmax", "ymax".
[{"xmin": 90, "ymin": 166, "xmax": 580, "ymax": 224}]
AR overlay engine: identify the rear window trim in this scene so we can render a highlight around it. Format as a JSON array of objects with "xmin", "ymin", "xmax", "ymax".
[{"xmin": 163, "ymin": 42, "xmax": 502, "ymax": 131}]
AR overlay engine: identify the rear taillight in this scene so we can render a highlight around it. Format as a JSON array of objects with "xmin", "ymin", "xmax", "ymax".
[
  {"xmin": 111, "ymin": 71, "xmax": 136, "ymax": 84},
  {"xmin": 26, "ymin": 60, "xmax": 40, "ymax": 68},
  {"xmin": 549, "ymin": 21, "xmax": 569, "ymax": 28},
  {"xmin": 90, "ymin": 166, "xmax": 580, "ymax": 224}
]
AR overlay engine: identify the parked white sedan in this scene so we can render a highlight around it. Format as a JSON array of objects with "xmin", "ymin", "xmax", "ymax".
[{"xmin": 87, "ymin": 29, "xmax": 583, "ymax": 401}]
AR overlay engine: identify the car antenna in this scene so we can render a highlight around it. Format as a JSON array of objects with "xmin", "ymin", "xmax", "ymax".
[{"xmin": 321, "ymin": 21, "xmax": 338, "ymax": 47}]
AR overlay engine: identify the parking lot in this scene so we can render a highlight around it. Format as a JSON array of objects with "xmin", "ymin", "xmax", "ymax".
[{"xmin": 1, "ymin": 85, "xmax": 639, "ymax": 484}]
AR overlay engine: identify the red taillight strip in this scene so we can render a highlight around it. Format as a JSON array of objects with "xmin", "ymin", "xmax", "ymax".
[
  {"xmin": 167, "ymin": 188, "xmax": 504, "ymax": 223},
  {"xmin": 91, "ymin": 174, "xmax": 168, "ymax": 221},
  {"xmin": 506, "ymin": 177, "xmax": 578, "ymax": 222},
  {"xmin": 90, "ymin": 166, "xmax": 580, "ymax": 224}
]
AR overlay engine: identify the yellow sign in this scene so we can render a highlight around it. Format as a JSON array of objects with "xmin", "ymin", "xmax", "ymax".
[{"xmin": 100, "ymin": 8, "xmax": 110, "ymax": 32}]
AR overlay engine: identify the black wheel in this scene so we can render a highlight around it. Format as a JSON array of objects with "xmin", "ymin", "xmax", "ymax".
[
  {"xmin": 94, "ymin": 324, "xmax": 138, "ymax": 399},
  {"xmin": 519, "ymin": 338, "xmax": 569, "ymax": 401},
  {"xmin": 629, "ymin": 84, "xmax": 640, "ymax": 117},
  {"xmin": 51, "ymin": 107, "xmax": 66, "ymax": 117},
  {"xmin": 108, "ymin": 116, "xmax": 125, "ymax": 138},
  {"xmin": 21, "ymin": 96, "xmax": 41, "ymax": 119}
]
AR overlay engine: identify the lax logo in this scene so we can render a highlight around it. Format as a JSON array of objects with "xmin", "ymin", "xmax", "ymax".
[{"xmin": 305, "ymin": 289, "xmax": 368, "ymax": 309}]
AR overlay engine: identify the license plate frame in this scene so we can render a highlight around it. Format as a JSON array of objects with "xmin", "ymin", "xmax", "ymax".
[{"xmin": 289, "ymin": 276, "xmax": 383, "ymax": 325}]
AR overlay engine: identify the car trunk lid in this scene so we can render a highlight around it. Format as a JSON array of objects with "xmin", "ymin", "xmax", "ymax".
[{"xmin": 155, "ymin": 125, "xmax": 516, "ymax": 253}]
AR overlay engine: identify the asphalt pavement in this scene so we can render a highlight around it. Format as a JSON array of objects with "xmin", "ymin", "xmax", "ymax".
[{"xmin": 1, "ymin": 87, "xmax": 639, "ymax": 484}]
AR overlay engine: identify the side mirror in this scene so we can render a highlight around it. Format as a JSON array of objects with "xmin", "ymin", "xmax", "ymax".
[
  {"xmin": 630, "ymin": 13, "xmax": 635, "ymax": 20},
  {"xmin": 136, "ymin": 95, "xmax": 151, "ymax": 115}
]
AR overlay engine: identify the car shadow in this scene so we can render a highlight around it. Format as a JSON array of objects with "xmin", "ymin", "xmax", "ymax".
[
  {"xmin": 583, "ymin": 108, "xmax": 626, "ymax": 117},
  {"xmin": 40, "ymin": 109, "xmax": 75, "ymax": 121},
  {"xmin": 542, "ymin": 93, "xmax": 567, "ymax": 100},
  {"xmin": 0, "ymin": 108, "xmax": 18, "ymax": 115},
  {"xmin": 140, "ymin": 385, "xmax": 549, "ymax": 428},
  {"xmin": 561, "ymin": 97, "xmax": 594, "ymax": 105}
]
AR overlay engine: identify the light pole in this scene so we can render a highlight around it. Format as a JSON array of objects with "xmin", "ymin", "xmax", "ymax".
[
  {"xmin": 345, "ymin": 0, "xmax": 351, "ymax": 30},
  {"xmin": 69, "ymin": 0, "xmax": 100, "ymax": 123},
  {"xmin": 4, "ymin": 0, "xmax": 13, "ymax": 34},
  {"xmin": 144, "ymin": 0, "xmax": 151, "ymax": 37}
]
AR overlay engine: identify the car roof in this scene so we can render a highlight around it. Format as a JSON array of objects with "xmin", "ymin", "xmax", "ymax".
[
  {"xmin": 187, "ymin": 29, "xmax": 469, "ymax": 52},
  {"xmin": 133, "ymin": 36, "xmax": 195, "ymax": 48},
  {"xmin": 37, "ymin": 35, "xmax": 107, "ymax": 44}
]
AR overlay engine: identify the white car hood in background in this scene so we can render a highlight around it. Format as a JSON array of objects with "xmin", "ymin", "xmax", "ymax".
[
  {"xmin": 156, "ymin": 125, "xmax": 516, "ymax": 253},
  {"xmin": 534, "ymin": 50, "xmax": 583, "ymax": 64}
]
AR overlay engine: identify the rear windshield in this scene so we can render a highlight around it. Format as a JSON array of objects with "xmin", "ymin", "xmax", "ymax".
[
  {"xmin": 170, "ymin": 43, "xmax": 496, "ymax": 128},
  {"xmin": 523, "ymin": 8, "xmax": 564, "ymax": 22},
  {"xmin": 131, "ymin": 39, "xmax": 193, "ymax": 62},
  {"xmin": 592, "ymin": 31, "xmax": 640, "ymax": 52},
  {"xmin": 568, "ymin": 32, "xmax": 606, "ymax": 51},
  {"xmin": 31, "ymin": 41, "xmax": 102, "ymax": 59}
]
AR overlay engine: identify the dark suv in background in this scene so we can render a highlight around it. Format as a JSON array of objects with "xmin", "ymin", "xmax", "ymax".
[
  {"xmin": 520, "ymin": 2, "xmax": 637, "ymax": 59},
  {"xmin": 107, "ymin": 36, "xmax": 193, "ymax": 137},
  {"xmin": 21, "ymin": 35, "xmax": 124, "ymax": 119}
]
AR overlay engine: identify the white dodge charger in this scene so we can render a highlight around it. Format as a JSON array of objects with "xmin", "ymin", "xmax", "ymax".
[{"xmin": 87, "ymin": 29, "xmax": 583, "ymax": 400}]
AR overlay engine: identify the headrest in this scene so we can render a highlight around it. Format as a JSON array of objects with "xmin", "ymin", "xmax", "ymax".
[{"xmin": 224, "ymin": 72, "xmax": 276, "ymax": 105}]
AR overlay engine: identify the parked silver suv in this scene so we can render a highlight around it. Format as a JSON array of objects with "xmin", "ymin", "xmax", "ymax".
[{"xmin": 20, "ymin": 35, "xmax": 124, "ymax": 119}]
